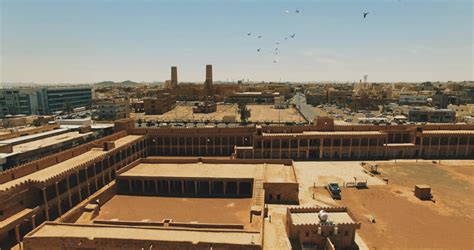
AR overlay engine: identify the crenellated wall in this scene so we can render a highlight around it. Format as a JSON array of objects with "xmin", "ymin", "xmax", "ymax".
[{"xmin": 0, "ymin": 131, "xmax": 128, "ymax": 185}]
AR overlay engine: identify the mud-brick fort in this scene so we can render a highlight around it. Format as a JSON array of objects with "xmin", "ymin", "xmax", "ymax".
[
  {"xmin": 0, "ymin": 117, "xmax": 472, "ymax": 249},
  {"xmin": 137, "ymin": 116, "xmax": 474, "ymax": 160}
]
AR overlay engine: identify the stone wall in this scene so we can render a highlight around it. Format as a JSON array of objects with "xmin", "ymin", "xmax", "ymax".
[{"xmin": 264, "ymin": 182, "xmax": 299, "ymax": 204}]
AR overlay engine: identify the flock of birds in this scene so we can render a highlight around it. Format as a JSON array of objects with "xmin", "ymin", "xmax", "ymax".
[{"xmin": 246, "ymin": 9, "xmax": 370, "ymax": 64}]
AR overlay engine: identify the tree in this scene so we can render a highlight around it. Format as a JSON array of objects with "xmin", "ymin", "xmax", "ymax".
[{"xmin": 238, "ymin": 102, "xmax": 251, "ymax": 124}]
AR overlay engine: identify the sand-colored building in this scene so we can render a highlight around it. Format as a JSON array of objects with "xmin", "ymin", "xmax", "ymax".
[
  {"xmin": 1, "ymin": 117, "xmax": 474, "ymax": 248},
  {"xmin": 144, "ymin": 93, "xmax": 177, "ymax": 115},
  {"xmin": 136, "ymin": 116, "xmax": 474, "ymax": 160},
  {"xmin": 17, "ymin": 156, "xmax": 298, "ymax": 249},
  {"xmin": 286, "ymin": 206, "xmax": 361, "ymax": 249},
  {"xmin": 0, "ymin": 132, "xmax": 146, "ymax": 248}
]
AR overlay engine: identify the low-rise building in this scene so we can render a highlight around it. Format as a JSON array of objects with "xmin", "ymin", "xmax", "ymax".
[
  {"xmin": 274, "ymin": 96, "xmax": 288, "ymax": 109},
  {"xmin": 399, "ymin": 92, "xmax": 430, "ymax": 105},
  {"xmin": 227, "ymin": 91, "xmax": 279, "ymax": 104},
  {"xmin": 130, "ymin": 100, "xmax": 144, "ymax": 113},
  {"xmin": 144, "ymin": 93, "xmax": 177, "ymax": 115},
  {"xmin": 97, "ymin": 100, "xmax": 130, "ymax": 121},
  {"xmin": 286, "ymin": 206, "xmax": 361, "ymax": 249},
  {"xmin": 327, "ymin": 89, "xmax": 352, "ymax": 105},
  {"xmin": 305, "ymin": 92, "xmax": 327, "ymax": 106},
  {"xmin": 408, "ymin": 108, "xmax": 455, "ymax": 123}
]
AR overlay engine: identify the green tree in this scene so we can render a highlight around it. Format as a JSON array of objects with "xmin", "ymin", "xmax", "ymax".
[{"xmin": 238, "ymin": 102, "xmax": 251, "ymax": 124}]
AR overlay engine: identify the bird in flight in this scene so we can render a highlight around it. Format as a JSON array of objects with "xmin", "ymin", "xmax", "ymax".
[
  {"xmin": 247, "ymin": 32, "xmax": 252, "ymax": 36},
  {"xmin": 363, "ymin": 12, "xmax": 369, "ymax": 18},
  {"xmin": 273, "ymin": 59, "xmax": 278, "ymax": 63},
  {"xmin": 284, "ymin": 10, "xmax": 289, "ymax": 14},
  {"xmin": 290, "ymin": 33, "xmax": 296, "ymax": 38},
  {"xmin": 296, "ymin": 9, "xmax": 300, "ymax": 13},
  {"xmin": 257, "ymin": 48, "xmax": 261, "ymax": 52},
  {"xmin": 258, "ymin": 35, "xmax": 262, "ymax": 39},
  {"xmin": 275, "ymin": 42, "xmax": 280, "ymax": 45}
]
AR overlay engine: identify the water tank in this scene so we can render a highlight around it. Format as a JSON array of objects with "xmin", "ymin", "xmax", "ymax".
[{"xmin": 318, "ymin": 210, "xmax": 329, "ymax": 222}]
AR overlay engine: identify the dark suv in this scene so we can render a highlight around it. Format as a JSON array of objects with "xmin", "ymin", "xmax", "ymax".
[{"xmin": 327, "ymin": 183, "xmax": 341, "ymax": 199}]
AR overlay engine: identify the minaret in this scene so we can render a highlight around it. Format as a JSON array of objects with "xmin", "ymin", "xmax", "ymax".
[
  {"xmin": 204, "ymin": 64, "xmax": 213, "ymax": 96},
  {"xmin": 171, "ymin": 66, "xmax": 178, "ymax": 88}
]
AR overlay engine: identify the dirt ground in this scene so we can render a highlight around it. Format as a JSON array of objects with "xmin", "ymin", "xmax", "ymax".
[
  {"xmin": 294, "ymin": 161, "xmax": 385, "ymax": 206},
  {"xmin": 131, "ymin": 104, "xmax": 304, "ymax": 123},
  {"xmin": 131, "ymin": 104, "xmax": 240, "ymax": 122},
  {"xmin": 95, "ymin": 195, "xmax": 255, "ymax": 229},
  {"xmin": 305, "ymin": 162, "xmax": 474, "ymax": 249},
  {"xmin": 247, "ymin": 105, "xmax": 304, "ymax": 123}
]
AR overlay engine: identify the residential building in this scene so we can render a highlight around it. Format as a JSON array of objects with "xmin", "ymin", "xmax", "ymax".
[
  {"xmin": 227, "ymin": 91, "xmax": 280, "ymax": 104},
  {"xmin": 399, "ymin": 92, "xmax": 429, "ymax": 105},
  {"xmin": 286, "ymin": 206, "xmax": 361, "ymax": 249},
  {"xmin": 305, "ymin": 92, "xmax": 327, "ymax": 106},
  {"xmin": 274, "ymin": 96, "xmax": 288, "ymax": 109},
  {"xmin": 97, "ymin": 100, "xmax": 130, "ymax": 121},
  {"xmin": 408, "ymin": 108, "xmax": 456, "ymax": 123},
  {"xmin": 144, "ymin": 93, "xmax": 177, "ymax": 115}
]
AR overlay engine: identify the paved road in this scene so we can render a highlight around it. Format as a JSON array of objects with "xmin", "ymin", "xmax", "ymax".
[{"xmin": 291, "ymin": 93, "xmax": 318, "ymax": 122}]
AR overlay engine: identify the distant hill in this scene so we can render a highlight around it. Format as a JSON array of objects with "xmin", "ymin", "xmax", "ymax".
[{"xmin": 94, "ymin": 80, "xmax": 142, "ymax": 87}]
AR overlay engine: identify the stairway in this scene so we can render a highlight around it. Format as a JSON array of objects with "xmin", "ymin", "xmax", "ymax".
[{"xmin": 252, "ymin": 179, "xmax": 264, "ymax": 207}]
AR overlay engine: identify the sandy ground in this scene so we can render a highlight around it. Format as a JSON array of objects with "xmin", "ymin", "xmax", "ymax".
[
  {"xmin": 294, "ymin": 161, "xmax": 386, "ymax": 187},
  {"xmin": 131, "ymin": 104, "xmax": 304, "ymax": 123},
  {"xmin": 131, "ymin": 104, "xmax": 240, "ymax": 122},
  {"xmin": 95, "ymin": 195, "xmax": 255, "ymax": 229},
  {"xmin": 304, "ymin": 162, "xmax": 474, "ymax": 249},
  {"xmin": 247, "ymin": 105, "xmax": 304, "ymax": 123}
]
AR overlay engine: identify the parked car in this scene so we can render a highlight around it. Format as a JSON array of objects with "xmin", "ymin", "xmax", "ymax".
[{"xmin": 326, "ymin": 183, "xmax": 341, "ymax": 199}]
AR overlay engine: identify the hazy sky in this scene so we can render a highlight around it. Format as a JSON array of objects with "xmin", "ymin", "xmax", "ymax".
[{"xmin": 1, "ymin": 0, "xmax": 472, "ymax": 83}]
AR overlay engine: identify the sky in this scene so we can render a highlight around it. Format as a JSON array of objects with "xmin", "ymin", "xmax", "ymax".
[{"xmin": 0, "ymin": 0, "xmax": 472, "ymax": 83}]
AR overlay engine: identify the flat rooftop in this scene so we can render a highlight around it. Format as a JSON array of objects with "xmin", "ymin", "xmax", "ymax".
[
  {"xmin": 26, "ymin": 222, "xmax": 261, "ymax": 246},
  {"xmin": 120, "ymin": 162, "xmax": 264, "ymax": 179},
  {"xmin": 11, "ymin": 131, "xmax": 93, "ymax": 153},
  {"xmin": 422, "ymin": 130, "xmax": 474, "ymax": 135},
  {"xmin": 262, "ymin": 131, "xmax": 386, "ymax": 137},
  {"xmin": 264, "ymin": 164, "xmax": 297, "ymax": 183},
  {"xmin": 0, "ymin": 135, "xmax": 143, "ymax": 191},
  {"xmin": 95, "ymin": 195, "xmax": 255, "ymax": 228},
  {"xmin": 290, "ymin": 212, "xmax": 354, "ymax": 225},
  {"xmin": 120, "ymin": 161, "xmax": 296, "ymax": 183},
  {"xmin": 0, "ymin": 128, "xmax": 69, "ymax": 145}
]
